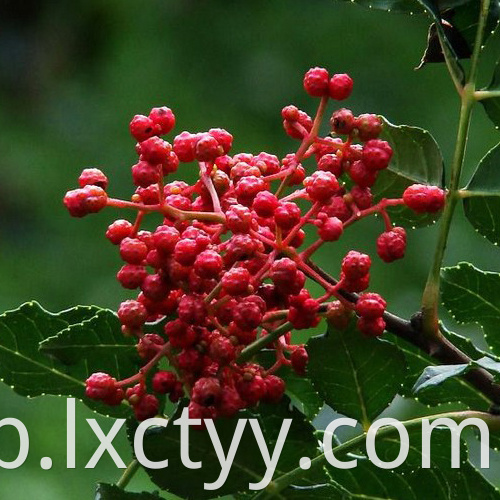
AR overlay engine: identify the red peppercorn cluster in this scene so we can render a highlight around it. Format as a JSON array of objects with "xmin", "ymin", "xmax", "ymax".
[{"xmin": 67, "ymin": 68, "xmax": 446, "ymax": 423}]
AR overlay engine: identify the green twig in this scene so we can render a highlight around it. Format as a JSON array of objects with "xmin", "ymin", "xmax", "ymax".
[
  {"xmin": 421, "ymin": 0, "xmax": 491, "ymax": 339},
  {"xmin": 252, "ymin": 410, "xmax": 500, "ymax": 499},
  {"xmin": 116, "ymin": 459, "xmax": 140, "ymax": 490},
  {"xmin": 237, "ymin": 322, "xmax": 292, "ymax": 364},
  {"xmin": 436, "ymin": 29, "xmax": 464, "ymax": 95},
  {"xmin": 474, "ymin": 89, "xmax": 500, "ymax": 100}
]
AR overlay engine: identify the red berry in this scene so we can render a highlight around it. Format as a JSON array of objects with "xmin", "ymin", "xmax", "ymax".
[
  {"xmin": 152, "ymin": 371, "xmax": 178, "ymax": 394},
  {"xmin": 194, "ymin": 250, "xmax": 223, "ymax": 279},
  {"xmin": 173, "ymin": 131, "xmax": 199, "ymax": 163},
  {"xmin": 321, "ymin": 196, "xmax": 352, "ymax": 222},
  {"xmin": 195, "ymin": 133, "xmax": 224, "ymax": 162},
  {"xmin": 252, "ymin": 191, "xmax": 279, "ymax": 218},
  {"xmin": 209, "ymin": 336, "xmax": 236, "ymax": 365},
  {"xmin": 330, "ymin": 108, "xmax": 355, "ymax": 135},
  {"xmin": 141, "ymin": 273, "xmax": 170, "ymax": 301},
  {"xmin": 131, "ymin": 160, "xmax": 161, "ymax": 188},
  {"xmin": 357, "ymin": 316, "xmax": 386, "ymax": 337},
  {"xmin": 342, "ymin": 273, "xmax": 370, "ymax": 293},
  {"xmin": 254, "ymin": 152, "xmax": 280, "ymax": 175},
  {"xmin": 137, "ymin": 334, "xmax": 165, "ymax": 360},
  {"xmin": 362, "ymin": 139, "xmax": 393, "ymax": 171},
  {"xmin": 134, "ymin": 394, "xmax": 159, "ymax": 421},
  {"xmin": 117, "ymin": 264, "xmax": 147, "ymax": 289},
  {"xmin": 275, "ymin": 202, "xmax": 301, "ymax": 230},
  {"xmin": 328, "ymin": 73, "xmax": 353, "ymax": 100},
  {"xmin": 350, "ymin": 186, "xmax": 373, "ymax": 209},
  {"xmin": 355, "ymin": 292, "xmax": 386, "ymax": 319},
  {"xmin": 237, "ymin": 375, "xmax": 266, "ymax": 405},
  {"xmin": 177, "ymin": 348, "xmax": 204, "ymax": 373},
  {"xmin": 281, "ymin": 105, "xmax": 300, "ymax": 122},
  {"xmin": 226, "ymin": 204, "xmax": 255, "ymax": 233},
  {"xmin": 291, "ymin": 347, "xmax": 308, "ymax": 375},
  {"xmin": 229, "ymin": 322, "xmax": 257, "ymax": 345},
  {"xmin": 178, "ymin": 294, "xmax": 206, "ymax": 325},
  {"xmin": 303, "ymin": 67, "xmax": 329, "ymax": 97},
  {"xmin": 106, "ymin": 219, "xmax": 133, "ymax": 244},
  {"xmin": 282, "ymin": 107, "xmax": 313, "ymax": 139},
  {"xmin": 287, "ymin": 165, "xmax": 306, "ymax": 186},
  {"xmin": 356, "ymin": 114, "xmax": 382, "ymax": 141},
  {"xmin": 403, "ymin": 184, "xmax": 445, "ymax": 213},
  {"xmin": 135, "ymin": 185, "xmax": 160, "ymax": 205},
  {"xmin": 188, "ymin": 401, "xmax": 214, "ymax": 428},
  {"xmin": 304, "ymin": 171, "xmax": 340, "ymax": 202},
  {"xmin": 317, "ymin": 153, "xmax": 343, "ymax": 177},
  {"xmin": 270, "ymin": 258, "xmax": 297, "ymax": 288},
  {"xmin": 318, "ymin": 216, "xmax": 343, "ymax": 241},
  {"xmin": 326, "ymin": 301, "xmax": 353, "ymax": 330},
  {"xmin": 85, "ymin": 372, "xmax": 123, "ymax": 405},
  {"xmin": 78, "ymin": 168, "xmax": 108, "ymax": 189},
  {"xmin": 233, "ymin": 299, "xmax": 264, "ymax": 330},
  {"xmin": 138, "ymin": 136, "xmax": 172, "ymax": 165},
  {"xmin": 192, "ymin": 377, "xmax": 222, "ymax": 407},
  {"xmin": 117, "ymin": 299, "xmax": 148, "ymax": 328},
  {"xmin": 63, "ymin": 185, "xmax": 107, "ymax": 217},
  {"xmin": 119, "ymin": 237, "xmax": 148, "ymax": 264},
  {"xmin": 126, "ymin": 384, "xmax": 146, "ymax": 406},
  {"xmin": 130, "ymin": 114, "xmax": 158, "ymax": 142},
  {"xmin": 221, "ymin": 267, "xmax": 251, "ymax": 296},
  {"xmin": 149, "ymin": 106, "xmax": 175, "ymax": 135},
  {"xmin": 263, "ymin": 375, "xmax": 285, "ymax": 403},
  {"xmin": 153, "ymin": 225, "xmax": 180, "ymax": 254},
  {"xmin": 348, "ymin": 160, "xmax": 378, "ymax": 188},
  {"xmin": 215, "ymin": 155, "xmax": 234, "ymax": 174},
  {"xmin": 164, "ymin": 319, "xmax": 197, "ymax": 348},
  {"xmin": 288, "ymin": 290, "xmax": 320, "ymax": 329},
  {"xmin": 174, "ymin": 238, "xmax": 199, "ymax": 266},
  {"xmin": 377, "ymin": 228, "xmax": 406, "ymax": 262},
  {"xmin": 235, "ymin": 176, "xmax": 267, "ymax": 206},
  {"xmin": 341, "ymin": 250, "xmax": 371, "ymax": 280},
  {"xmin": 169, "ymin": 381, "xmax": 185, "ymax": 403},
  {"xmin": 162, "ymin": 151, "xmax": 180, "ymax": 175},
  {"xmin": 209, "ymin": 128, "xmax": 233, "ymax": 154},
  {"xmin": 217, "ymin": 387, "xmax": 244, "ymax": 418}
]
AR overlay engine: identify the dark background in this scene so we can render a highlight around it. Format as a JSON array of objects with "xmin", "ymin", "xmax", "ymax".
[{"xmin": 0, "ymin": 1, "xmax": 499, "ymax": 498}]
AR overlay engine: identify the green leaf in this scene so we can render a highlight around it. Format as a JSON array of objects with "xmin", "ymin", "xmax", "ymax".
[
  {"xmin": 257, "ymin": 351, "xmax": 324, "ymax": 419},
  {"xmin": 417, "ymin": 1, "xmax": 499, "ymax": 72},
  {"xmin": 95, "ymin": 484, "xmax": 163, "ymax": 500},
  {"xmin": 374, "ymin": 117, "xmax": 444, "ymax": 227},
  {"xmin": 413, "ymin": 363, "xmax": 469, "ymax": 393},
  {"xmin": 40, "ymin": 310, "xmax": 139, "ymax": 375},
  {"xmin": 0, "ymin": 302, "xmax": 132, "ymax": 417},
  {"xmin": 448, "ymin": 1, "xmax": 500, "ymax": 51},
  {"xmin": 334, "ymin": 0, "xmax": 470, "ymax": 15},
  {"xmin": 134, "ymin": 403, "xmax": 264, "ymax": 499},
  {"xmin": 251, "ymin": 398, "xmax": 327, "ymax": 487},
  {"xmin": 464, "ymin": 142, "xmax": 500, "ymax": 244},
  {"xmin": 394, "ymin": 333, "xmax": 491, "ymax": 410},
  {"xmin": 135, "ymin": 398, "xmax": 323, "ymax": 499},
  {"xmin": 338, "ymin": 1, "xmax": 499, "ymax": 76},
  {"xmin": 327, "ymin": 428, "xmax": 500, "ymax": 500},
  {"xmin": 482, "ymin": 61, "xmax": 500, "ymax": 129},
  {"xmin": 475, "ymin": 355, "xmax": 500, "ymax": 381},
  {"xmin": 441, "ymin": 262, "xmax": 500, "ymax": 355},
  {"xmin": 278, "ymin": 483, "xmax": 345, "ymax": 499},
  {"xmin": 307, "ymin": 321, "xmax": 406, "ymax": 426}
]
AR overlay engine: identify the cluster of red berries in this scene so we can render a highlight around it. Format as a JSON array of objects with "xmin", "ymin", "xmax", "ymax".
[{"xmin": 67, "ymin": 67, "xmax": 446, "ymax": 423}]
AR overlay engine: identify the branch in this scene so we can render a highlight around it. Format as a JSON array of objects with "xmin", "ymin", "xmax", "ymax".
[{"xmin": 305, "ymin": 260, "xmax": 500, "ymax": 406}]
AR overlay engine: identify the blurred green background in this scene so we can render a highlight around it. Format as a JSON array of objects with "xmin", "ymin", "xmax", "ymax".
[{"xmin": 0, "ymin": 1, "xmax": 499, "ymax": 498}]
